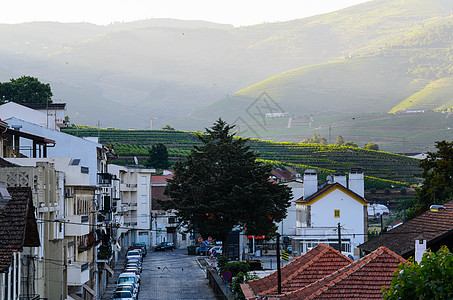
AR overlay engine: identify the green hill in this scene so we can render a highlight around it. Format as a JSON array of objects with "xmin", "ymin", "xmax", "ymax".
[{"xmin": 62, "ymin": 127, "xmax": 422, "ymax": 187}]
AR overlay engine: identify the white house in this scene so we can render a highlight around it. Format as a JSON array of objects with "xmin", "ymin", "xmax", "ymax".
[
  {"xmin": 0, "ymin": 102, "xmax": 66, "ymax": 131},
  {"xmin": 277, "ymin": 180, "xmax": 303, "ymax": 236},
  {"xmin": 291, "ymin": 169, "xmax": 368, "ymax": 259}
]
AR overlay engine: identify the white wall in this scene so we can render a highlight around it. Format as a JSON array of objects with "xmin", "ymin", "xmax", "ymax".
[
  {"xmin": 310, "ymin": 188, "xmax": 365, "ymax": 246},
  {"xmin": 4, "ymin": 117, "xmax": 102, "ymax": 186}
]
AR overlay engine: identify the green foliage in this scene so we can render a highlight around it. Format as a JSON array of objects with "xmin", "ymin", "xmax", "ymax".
[
  {"xmin": 145, "ymin": 143, "xmax": 170, "ymax": 169},
  {"xmin": 162, "ymin": 125, "xmax": 175, "ymax": 131},
  {"xmin": 400, "ymin": 187, "xmax": 407, "ymax": 195},
  {"xmin": 364, "ymin": 142, "xmax": 379, "ymax": 151},
  {"xmin": 231, "ymin": 271, "xmax": 259, "ymax": 300},
  {"xmin": 219, "ymin": 261, "xmax": 250, "ymax": 279},
  {"xmin": 301, "ymin": 134, "xmax": 327, "ymax": 145},
  {"xmin": 383, "ymin": 246, "xmax": 453, "ymax": 299},
  {"xmin": 417, "ymin": 140, "xmax": 453, "ymax": 213},
  {"xmin": 0, "ymin": 76, "xmax": 53, "ymax": 104},
  {"xmin": 342, "ymin": 141, "xmax": 358, "ymax": 148},
  {"xmin": 336, "ymin": 135, "xmax": 345, "ymax": 146},
  {"xmin": 162, "ymin": 119, "xmax": 292, "ymax": 245}
]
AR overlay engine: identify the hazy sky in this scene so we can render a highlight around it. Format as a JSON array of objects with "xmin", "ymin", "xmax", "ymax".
[{"xmin": 2, "ymin": 0, "xmax": 370, "ymax": 26}]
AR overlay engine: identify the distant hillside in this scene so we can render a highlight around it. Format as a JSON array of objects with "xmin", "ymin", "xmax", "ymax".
[{"xmin": 1, "ymin": 0, "xmax": 453, "ymax": 150}]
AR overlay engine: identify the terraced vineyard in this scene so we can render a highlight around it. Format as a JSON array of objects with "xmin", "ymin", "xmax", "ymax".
[{"xmin": 62, "ymin": 127, "xmax": 422, "ymax": 187}]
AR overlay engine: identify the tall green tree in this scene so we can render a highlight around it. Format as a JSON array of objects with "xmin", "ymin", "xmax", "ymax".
[
  {"xmin": 364, "ymin": 142, "xmax": 379, "ymax": 150},
  {"xmin": 163, "ymin": 119, "xmax": 291, "ymax": 250},
  {"xmin": 145, "ymin": 143, "xmax": 170, "ymax": 169},
  {"xmin": 0, "ymin": 76, "xmax": 53, "ymax": 104},
  {"xmin": 383, "ymin": 246, "xmax": 453, "ymax": 299},
  {"xmin": 336, "ymin": 135, "xmax": 345, "ymax": 146},
  {"xmin": 417, "ymin": 140, "xmax": 453, "ymax": 213}
]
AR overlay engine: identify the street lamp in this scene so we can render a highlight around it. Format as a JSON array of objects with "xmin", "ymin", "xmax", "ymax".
[{"xmin": 430, "ymin": 205, "xmax": 453, "ymax": 212}]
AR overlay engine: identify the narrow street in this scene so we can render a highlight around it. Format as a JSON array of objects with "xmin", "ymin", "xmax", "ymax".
[{"xmin": 104, "ymin": 249, "xmax": 216, "ymax": 300}]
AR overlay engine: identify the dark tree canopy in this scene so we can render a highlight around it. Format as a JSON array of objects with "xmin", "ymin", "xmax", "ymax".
[
  {"xmin": 145, "ymin": 143, "xmax": 170, "ymax": 169},
  {"xmin": 417, "ymin": 140, "xmax": 453, "ymax": 212},
  {"xmin": 0, "ymin": 76, "xmax": 53, "ymax": 104},
  {"xmin": 163, "ymin": 119, "xmax": 291, "ymax": 243},
  {"xmin": 364, "ymin": 142, "xmax": 379, "ymax": 150}
]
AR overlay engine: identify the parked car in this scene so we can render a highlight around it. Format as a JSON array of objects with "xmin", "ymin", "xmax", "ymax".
[
  {"xmin": 207, "ymin": 246, "xmax": 222, "ymax": 256},
  {"xmin": 112, "ymin": 290, "xmax": 136, "ymax": 300},
  {"xmin": 126, "ymin": 250, "xmax": 142, "ymax": 261},
  {"xmin": 124, "ymin": 268, "xmax": 140, "ymax": 282},
  {"xmin": 154, "ymin": 242, "xmax": 175, "ymax": 251},
  {"xmin": 114, "ymin": 284, "xmax": 137, "ymax": 299},
  {"xmin": 130, "ymin": 242, "xmax": 147, "ymax": 256},
  {"xmin": 125, "ymin": 261, "xmax": 142, "ymax": 273},
  {"xmin": 116, "ymin": 282, "xmax": 138, "ymax": 296},
  {"xmin": 117, "ymin": 273, "xmax": 139, "ymax": 294}
]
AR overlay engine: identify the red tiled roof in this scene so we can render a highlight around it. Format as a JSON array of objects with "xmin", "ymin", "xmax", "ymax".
[
  {"xmin": 359, "ymin": 199, "xmax": 453, "ymax": 257},
  {"xmin": 152, "ymin": 186, "xmax": 171, "ymax": 211},
  {"xmin": 243, "ymin": 244, "xmax": 352, "ymax": 299},
  {"xmin": 271, "ymin": 168, "xmax": 294, "ymax": 181},
  {"xmin": 0, "ymin": 187, "xmax": 40, "ymax": 272},
  {"xmin": 151, "ymin": 174, "xmax": 173, "ymax": 184},
  {"xmin": 279, "ymin": 247, "xmax": 407, "ymax": 300}
]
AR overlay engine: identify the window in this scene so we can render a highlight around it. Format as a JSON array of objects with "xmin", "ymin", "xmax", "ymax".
[
  {"xmin": 141, "ymin": 215, "xmax": 147, "ymax": 223},
  {"xmin": 141, "ymin": 176, "xmax": 147, "ymax": 185},
  {"xmin": 334, "ymin": 209, "xmax": 340, "ymax": 218},
  {"xmin": 141, "ymin": 195, "xmax": 147, "ymax": 204}
]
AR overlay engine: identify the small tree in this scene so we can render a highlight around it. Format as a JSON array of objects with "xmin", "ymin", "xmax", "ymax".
[
  {"xmin": 336, "ymin": 135, "xmax": 345, "ymax": 146},
  {"xmin": 383, "ymin": 246, "xmax": 453, "ymax": 299},
  {"xmin": 145, "ymin": 143, "xmax": 170, "ymax": 169},
  {"xmin": 0, "ymin": 76, "xmax": 53, "ymax": 104},
  {"xmin": 364, "ymin": 142, "xmax": 379, "ymax": 150},
  {"xmin": 163, "ymin": 119, "xmax": 291, "ymax": 251}
]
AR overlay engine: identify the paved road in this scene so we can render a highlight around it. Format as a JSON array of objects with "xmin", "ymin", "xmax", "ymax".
[{"xmin": 105, "ymin": 249, "xmax": 216, "ymax": 300}]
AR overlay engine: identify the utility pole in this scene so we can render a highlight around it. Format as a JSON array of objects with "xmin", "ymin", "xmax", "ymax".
[
  {"xmin": 276, "ymin": 233, "xmax": 282, "ymax": 294},
  {"xmin": 337, "ymin": 223, "xmax": 342, "ymax": 253},
  {"xmin": 328, "ymin": 125, "xmax": 332, "ymax": 145}
]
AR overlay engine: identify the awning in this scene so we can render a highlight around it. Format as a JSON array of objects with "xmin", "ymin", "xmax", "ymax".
[
  {"xmin": 104, "ymin": 264, "xmax": 114, "ymax": 276},
  {"xmin": 82, "ymin": 284, "xmax": 96, "ymax": 298}
]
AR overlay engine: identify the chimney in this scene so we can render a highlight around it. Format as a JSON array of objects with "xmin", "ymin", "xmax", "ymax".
[
  {"xmin": 303, "ymin": 169, "xmax": 318, "ymax": 199},
  {"xmin": 334, "ymin": 171, "xmax": 347, "ymax": 188},
  {"xmin": 414, "ymin": 236, "xmax": 426, "ymax": 263},
  {"xmin": 348, "ymin": 168, "xmax": 364, "ymax": 197}
]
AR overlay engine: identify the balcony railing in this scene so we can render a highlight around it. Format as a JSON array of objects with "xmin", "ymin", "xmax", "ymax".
[{"xmin": 97, "ymin": 173, "xmax": 113, "ymax": 186}]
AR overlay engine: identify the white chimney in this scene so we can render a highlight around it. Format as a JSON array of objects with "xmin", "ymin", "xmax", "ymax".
[
  {"xmin": 303, "ymin": 169, "xmax": 318, "ymax": 199},
  {"xmin": 348, "ymin": 168, "xmax": 364, "ymax": 197},
  {"xmin": 414, "ymin": 237, "xmax": 426, "ymax": 263},
  {"xmin": 334, "ymin": 171, "xmax": 347, "ymax": 188}
]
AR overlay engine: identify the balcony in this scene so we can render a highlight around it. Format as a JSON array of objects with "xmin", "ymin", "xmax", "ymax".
[
  {"xmin": 65, "ymin": 215, "xmax": 90, "ymax": 236},
  {"xmin": 120, "ymin": 183, "xmax": 138, "ymax": 191},
  {"xmin": 67, "ymin": 261, "xmax": 90, "ymax": 286},
  {"xmin": 97, "ymin": 173, "xmax": 113, "ymax": 187}
]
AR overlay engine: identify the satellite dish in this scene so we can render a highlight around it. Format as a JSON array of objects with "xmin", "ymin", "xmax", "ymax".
[
  {"xmin": 326, "ymin": 175, "xmax": 333, "ymax": 183},
  {"xmin": 134, "ymin": 156, "xmax": 138, "ymax": 165}
]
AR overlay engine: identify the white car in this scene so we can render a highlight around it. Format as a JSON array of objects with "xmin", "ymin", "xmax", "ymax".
[
  {"xmin": 126, "ymin": 250, "xmax": 142, "ymax": 261},
  {"xmin": 112, "ymin": 290, "xmax": 135, "ymax": 300},
  {"xmin": 117, "ymin": 273, "xmax": 139, "ymax": 294}
]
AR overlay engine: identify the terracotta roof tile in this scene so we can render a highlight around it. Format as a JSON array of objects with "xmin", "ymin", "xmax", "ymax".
[
  {"xmin": 359, "ymin": 199, "xmax": 453, "ymax": 257},
  {"xmin": 243, "ymin": 244, "xmax": 352, "ymax": 299},
  {"xmin": 279, "ymin": 247, "xmax": 407, "ymax": 300},
  {"xmin": 151, "ymin": 174, "xmax": 173, "ymax": 184}
]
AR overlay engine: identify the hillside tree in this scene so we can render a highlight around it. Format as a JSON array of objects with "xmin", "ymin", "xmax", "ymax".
[
  {"xmin": 0, "ymin": 76, "xmax": 53, "ymax": 104},
  {"xmin": 342, "ymin": 141, "xmax": 358, "ymax": 148},
  {"xmin": 417, "ymin": 140, "xmax": 453, "ymax": 212},
  {"xmin": 364, "ymin": 142, "xmax": 379, "ymax": 150},
  {"xmin": 336, "ymin": 135, "xmax": 345, "ymax": 146},
  {"xmin": 383, "ymin": 246, "xmax": 453, "ymax": 299},
  {"xmin": 145, "ymin": 143, "xmax": 170, "ymax": 169},
  {"xmin": 163, "ymin": 119, "xmax": 292, "ymax": 252}
]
